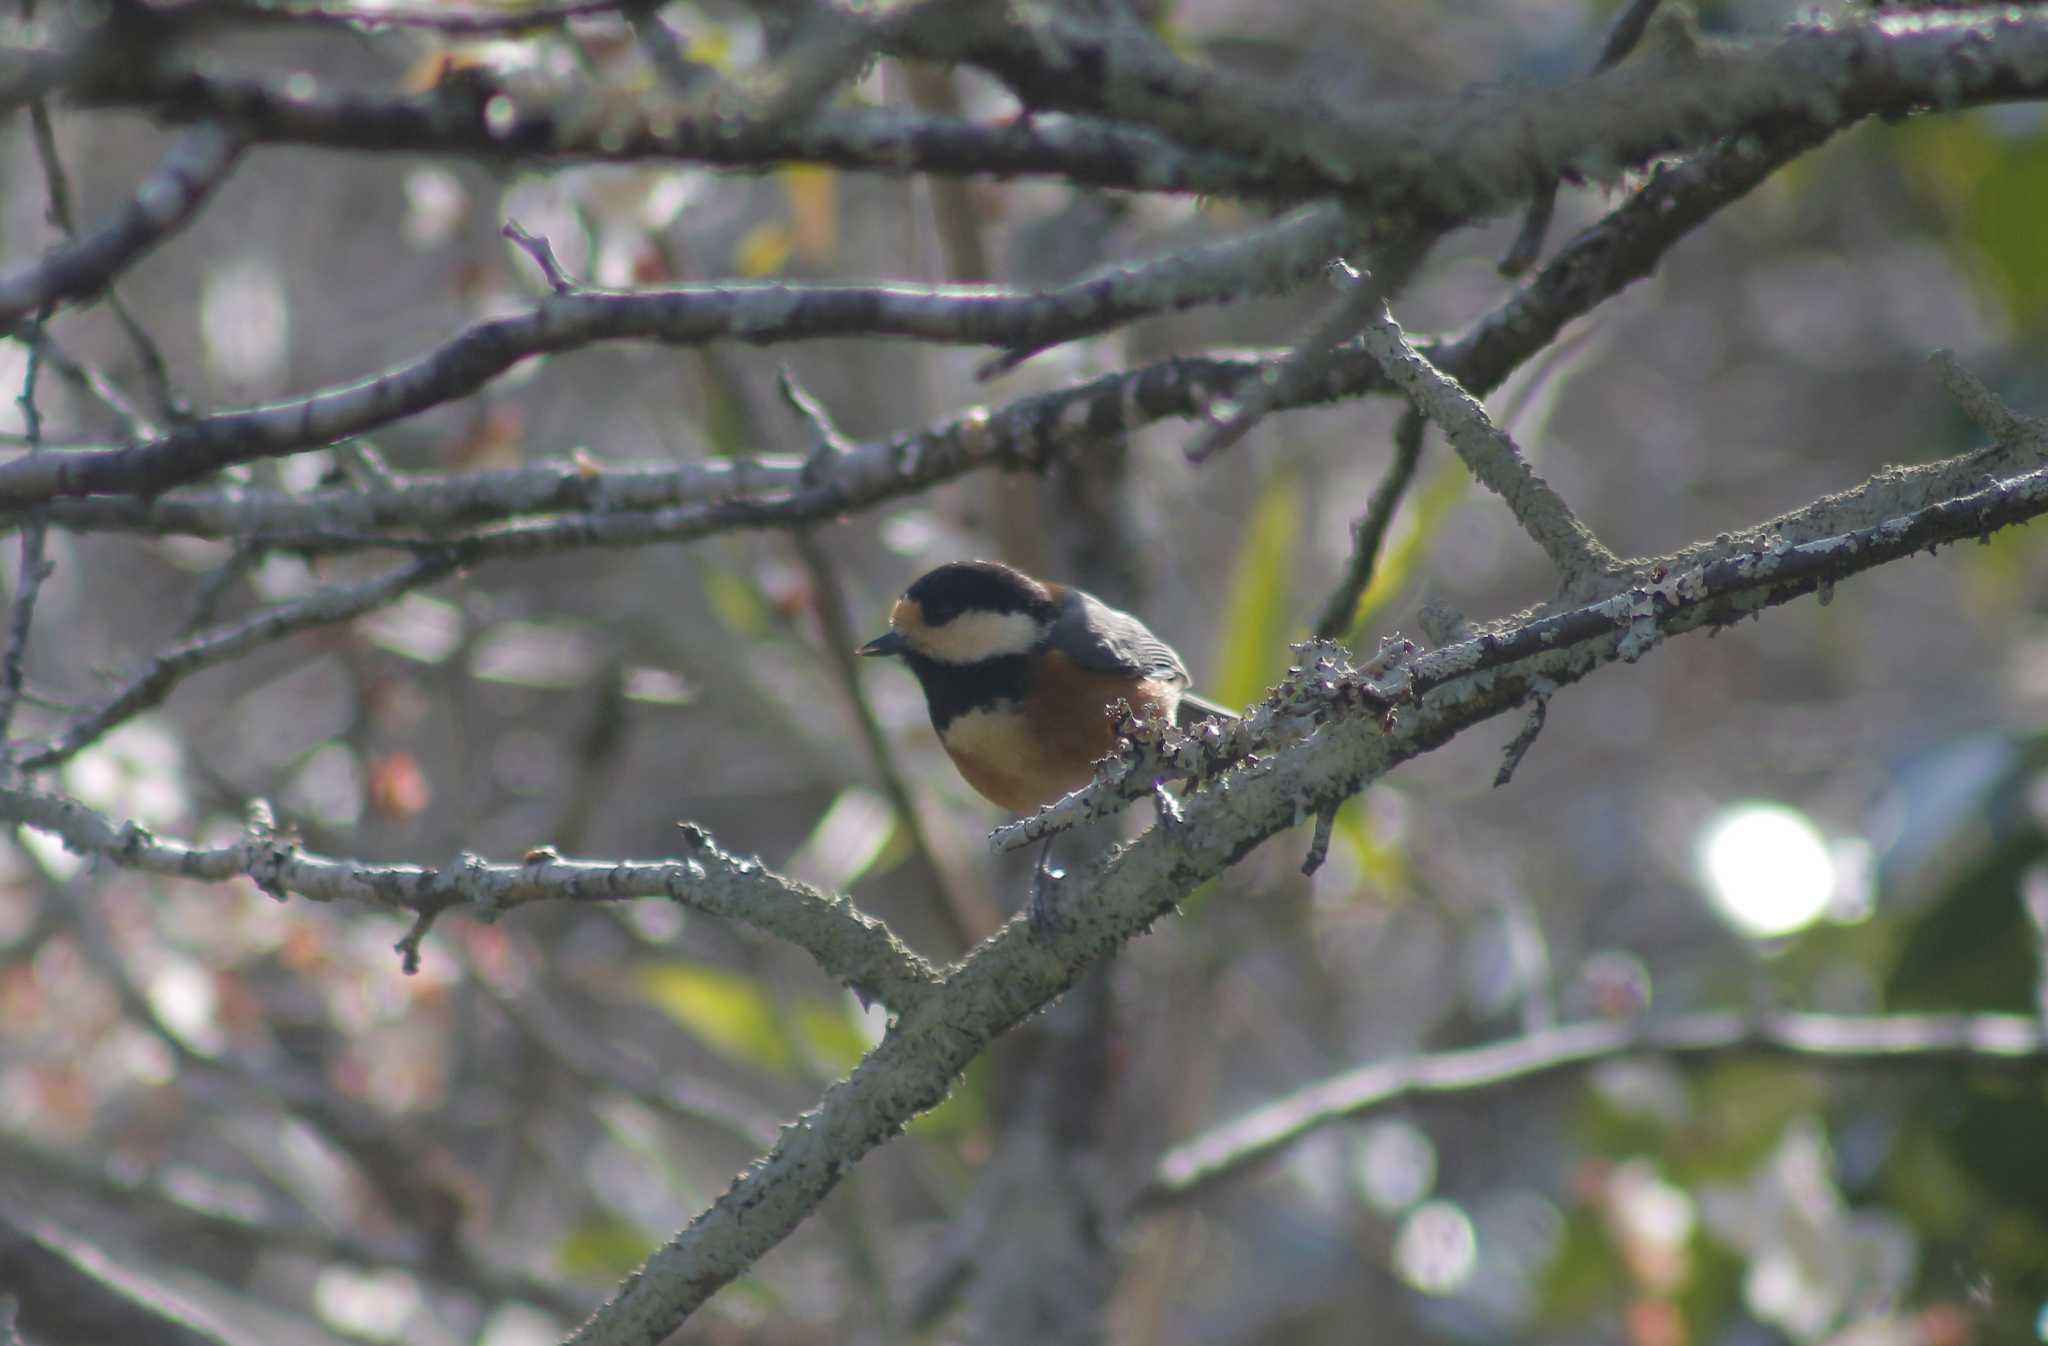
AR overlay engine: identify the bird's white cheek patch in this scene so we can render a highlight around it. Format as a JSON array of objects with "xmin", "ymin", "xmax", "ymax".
[{"xmin": 914, "ymin": 610, "xmax": 1043, "ymax": 664}]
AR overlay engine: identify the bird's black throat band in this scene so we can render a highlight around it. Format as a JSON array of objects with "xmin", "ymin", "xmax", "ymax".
[{"xmin": 904, "ymin": 651, "xmax": 1033, "ymax": 733}]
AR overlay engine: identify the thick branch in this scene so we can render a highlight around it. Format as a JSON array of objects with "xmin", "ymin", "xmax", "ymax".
[
  {"xmin": 74, "ymin": 65, "xmax": 1297, "ymax": 199},
  {"xmin": 912, "ymin": 6, "xmax": 2048, "ymax": 218},
  {"xmin": 0, "ymin": 118, "xmax": 1834, "ymax": 525},
  {"xmin": 569, "ymin": 456, "xmax": 2048, "ymax": 1345},
  {"xmin": 10, "ymin": 449, "xmax": 2045, "ymax": 1345}
]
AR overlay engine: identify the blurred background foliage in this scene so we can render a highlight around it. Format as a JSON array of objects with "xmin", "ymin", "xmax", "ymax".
[{"xmin": 2, "ymin": 0, "xmax": 2048, "ymax": 1343}]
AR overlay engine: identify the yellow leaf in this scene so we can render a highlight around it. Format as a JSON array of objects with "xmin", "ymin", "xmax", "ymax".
[
  {"xmin": 779, "ymin": 166, "xmax": 838, "ymax": 264},
  {"xmin": 688, "ymin": 26, "xmax": 734, "ymax": 72},
  {"xmin": 735, "ymin": 221, "xmax": 792, "ymax": 278}
]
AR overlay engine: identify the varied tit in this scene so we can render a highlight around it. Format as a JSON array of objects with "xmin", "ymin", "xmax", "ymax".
[{"xmin": 858, "ymin": 560, "xmax": 1234, "ymax": 815}]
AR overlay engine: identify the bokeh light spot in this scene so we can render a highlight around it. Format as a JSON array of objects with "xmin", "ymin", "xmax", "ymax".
[
  {"xmin": 1695, "ymin": 801, "xmax": 1835, "ymax": 938},
  {"xmin": 1393, "ymin": 1199, "xmax": 1477, "ymax": 1296}
]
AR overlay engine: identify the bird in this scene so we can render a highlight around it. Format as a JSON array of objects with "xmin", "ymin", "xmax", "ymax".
[{"xmin": 858, "ymin": 559, "xmax": 1235, "ymax": 816}]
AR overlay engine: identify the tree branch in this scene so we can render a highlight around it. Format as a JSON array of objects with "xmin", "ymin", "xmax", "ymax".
[
  {"xmin": 908, "ymin": 6, "xmax": 2048, "ymax": 218},
  {"xmin": 0, "ymin": 250, "xmax": 1374, "ymax": 504},
  {"xmin": 0, "ymin": 786, "xmax": 938, "ymax": 1010},
  {"xmin": 10, "ymin": 437, "xmax": 2045, "ymax": 1344},
  {"xmin": 1144, "ymin": 1009, "xmax": 2048, "ymax": 1204},
  {"xmin": 0, "ymin": 122, "xmax": 242, "ymax": 329},
  {"xmin": 1354, "ymin": 296, "xmax": 1622, "ymax": 585},
  {"xmin": 74, "ymin": 63, "xmax": 1297, "ymax": 199},
  {"xmin": 0, "ymin": 114, "xmax": 1838, "ymax": 524},
  {"xmin": 571, "ymin": 451, "xmax": 2048, "ymax": 1344},
  {"xmin": 1312, "ymin": 409, "xmax": 1425, "ymax": 640}
]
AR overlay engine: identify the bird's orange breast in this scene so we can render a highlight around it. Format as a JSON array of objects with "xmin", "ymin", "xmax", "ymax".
[{"xmin": 937, "ymin": 651, "xmax": 1181, "ymax": 814}]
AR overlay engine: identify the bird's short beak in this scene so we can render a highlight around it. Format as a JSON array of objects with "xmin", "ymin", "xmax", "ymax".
[{"xmin": 858, "ymin": 631, "xmax": 908, "ymax": 658}]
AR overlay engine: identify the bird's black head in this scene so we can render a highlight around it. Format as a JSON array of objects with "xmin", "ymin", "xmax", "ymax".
[
  {"xmin": 858, "ymin": 560, "xmax": 1058, "ymax": 666},
  {"xmin": 904, "ymin": 560, "xmax": 1056, "ymax": 626}
]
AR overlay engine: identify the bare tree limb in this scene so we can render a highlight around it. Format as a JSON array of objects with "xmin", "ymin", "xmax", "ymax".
[
  {"xmin": 565, "ymin": 455, "xmax": 2048, "ymax": 1346},
  {"xmin": 0, "ymin": 115, "xmax": 1838, "ymax": 527},
  {"xmin": 993, "ymin": 443, "xmax": 2048, "ymax": 852},
  {"xmin": 1354, "ymin": 296, "xmax": 1622, "ymax": 586},
  {"xmin": 75, "ymin": 64, "xmax": 1293, "ymax": 198},
  {"xmin": 7, "ymin": 424, "xmax": 2046, "ymax": 1342},
  {"xmin": 165, "ymin": 0, "xmax": 626, "ymax": 34},
  {"xmin": 0, "ymin": 247, "xmax": 1383, "ymax": 504},
  {"xmin": 0, "ymin": 786, "xmax": 938, "ymax": 1010},
  {"xmin": 1144, "ymin": 1008, "xmax": 2048, "ymax": 1204},
  {"xmin": 0, "ymin": 123, "xmax": 243, "ymax": 329},
  {"xmin": 906, "ymin": 6, "xmax": 2048, "ymax": 218}
]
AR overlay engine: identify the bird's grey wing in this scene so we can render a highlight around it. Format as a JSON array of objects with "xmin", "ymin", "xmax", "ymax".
[{"xmin": 1051, "ymin": 589, "xmax": 1191, "ymax": 687}]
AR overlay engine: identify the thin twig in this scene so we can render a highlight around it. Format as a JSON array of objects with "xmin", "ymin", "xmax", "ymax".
[
  {"xmin": 1492, "ymin": 684, "xmax": 1552, "ymax": 787},
  {"xmin": 14, "ymin": 552, "xmax": 461, "ymax": 770},
  {"xmin": 1929, "ymin": 347, "xmax": 2043, "ymax": 445},
  {"xmin": 22, "ymin": 97, "xmax": 191, "ymax": 422},
  {"xmin": 794, "ymin": 530, "xmax": 987, "ymax": 953},
  {"xmin": 1184, "ymin": 235, "xmax": 1432, "ymax": 463},
  {"xmin": 0, "ymin": 315, "xmax": 53, "ymax": 756},
  {"xmin": 1144, "ymin": 1007, "xmax": 2048, "ymax": 1203},
  {"xmin": 622, "ymin": 0, "xmax": 710, "ymax": 94},
  {"xmin": 1500, "ymin": 0, "xmax": 1665, "ymax": 275},
  {"xmin": 0, "ymin": 122, "xmax": 244, "ymax": 328},
  {"xmin": 1312, "ymin": 409, "xmax": 1425, "ymax": 640},
  {"xmin": 502, "ymin": 219, "xmax": 581, "ymax": 293},
  {"xmin": 778, "ymin": 371, "xmax": 989, "ymax": 951}
]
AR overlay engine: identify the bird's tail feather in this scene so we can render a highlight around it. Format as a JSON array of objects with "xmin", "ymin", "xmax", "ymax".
[{"xmin": 1175, "ymin": 691, "xmax": 1238, "ymax": 726}]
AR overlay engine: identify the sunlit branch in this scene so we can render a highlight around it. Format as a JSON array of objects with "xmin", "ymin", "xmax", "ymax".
[
  {"xmin": 1145, "ymin": 1009, "xmax": 2048, "ymax": 1203},
  {"xmin": 0, "ymin": 786, "xmax": 938, "ymax": 1010}
]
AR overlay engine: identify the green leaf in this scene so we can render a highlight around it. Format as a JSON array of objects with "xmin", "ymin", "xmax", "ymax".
[
  {"xmin": 1212, "ymin": 470, "xmax": 1303, "ymax": 709},
  {"xmin": 1671, "ymin": 1061, "xmax": 1818, "ymax": 1184},
  {"xmin": 634, "ymin": 962, "xmax": 796, "ymax": 1075},
  {"xmin": 701, "ymin": 564, "xmax": 777, "ymax": 639},
  {"xmin": 1893, "ymin": 115, "xmax": 2048, "ymax": 333},
  {"xmin": 1331, "ymin": 793, "xmax": 1408, "ymax": 898},
  {"xmin": 555, "ymin": 1216, "xmax": 655, "ymax": 1280}
]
